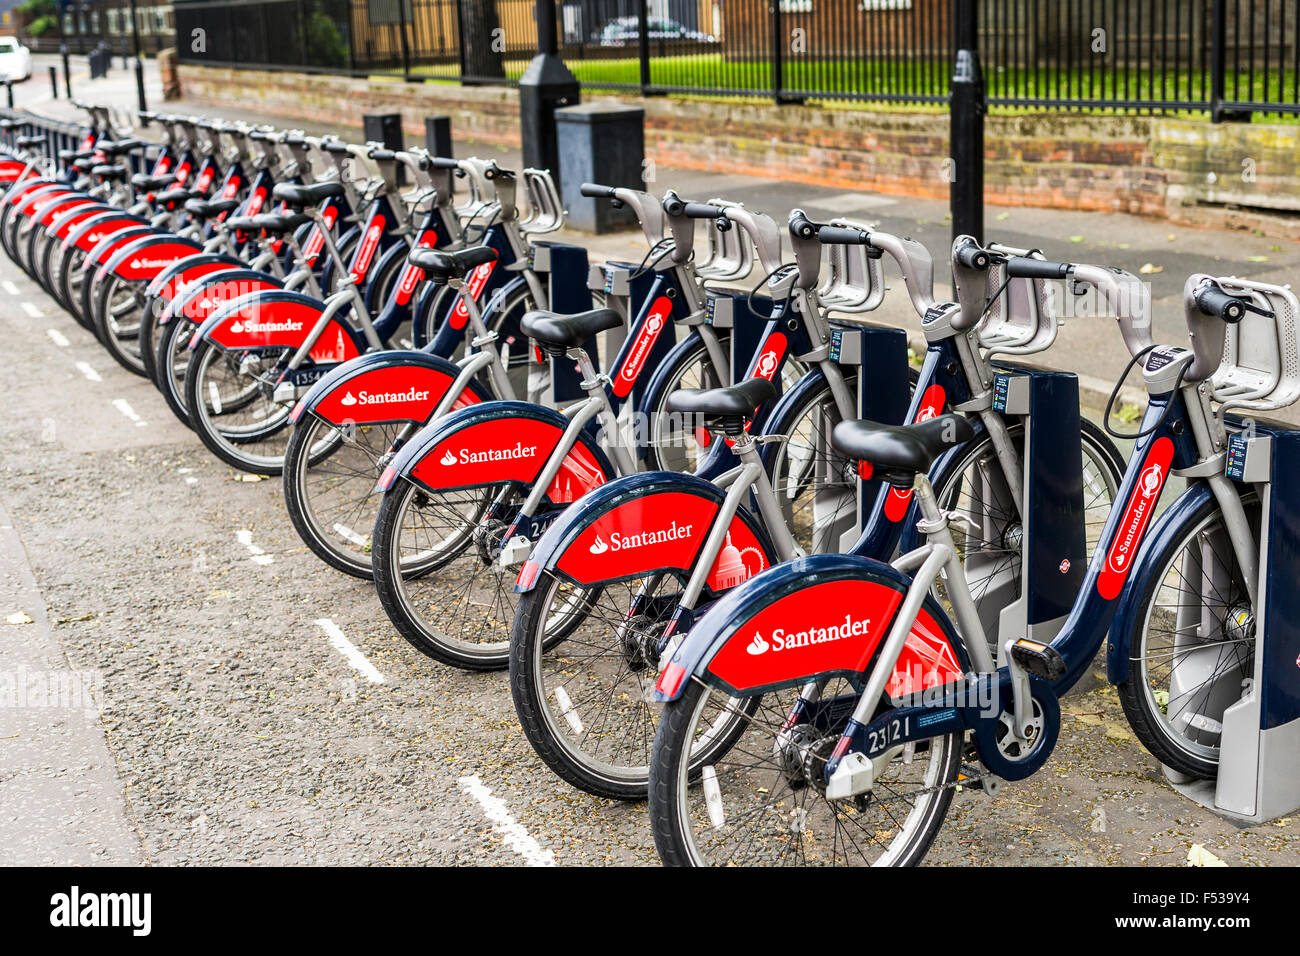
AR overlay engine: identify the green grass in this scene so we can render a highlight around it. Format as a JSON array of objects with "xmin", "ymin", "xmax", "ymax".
[{"xmin": 399, "ymin": 53, "xmax": 1300, "ymax": 120}]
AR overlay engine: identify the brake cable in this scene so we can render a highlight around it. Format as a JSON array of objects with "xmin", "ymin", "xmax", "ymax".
[{"xmin": 1102, "ymin": 344, "xmax": 1188, "ymax": 440}]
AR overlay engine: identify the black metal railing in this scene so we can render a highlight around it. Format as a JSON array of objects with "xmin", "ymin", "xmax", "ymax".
[{"xmin": 171, "ymin": 0, "xmax": 1300, "ymax": 119}]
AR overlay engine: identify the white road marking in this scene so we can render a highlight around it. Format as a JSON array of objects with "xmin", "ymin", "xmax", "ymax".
[
  {"xmin": 807, "ymin": 191, "xmax": 897, "ymax": 212},
  {"xmin": 20, "ymin": 301, "xmax": 42, "ymax": 318},
  {"xmin": 314, "ymin": 618, "xmax": 385, "ymax": 684},
  {"xmin": 111, "ymin": 398, "xmax": 148, "ymax": 428},
  {"xmin": 702, "ymin": 765, "xmax": 726, "ymax": 828},
  {"xmin": 46, "ymin": 328, "xmax": 69, "ymax": 347},
  {"xmin": 234, "ymin": 528, "xmax": 274, "ymax": 565},
  {"xmin": 2, "ymin": 280, "xmax": 20, "ymax": 295},
  {"xmin": 75, "ymin": 362, "xmax": 101, "ymax": 382},
  {"xmin": 457, "ymin": 775, "xmax": 555, "ymax": 866},
  {"xmin": 552, "ymin": 685, "xmax": 583, "ymax": 734},
  {"xmin": 331, "ymin": 523, "xmax": 368, "ymax": 548}
]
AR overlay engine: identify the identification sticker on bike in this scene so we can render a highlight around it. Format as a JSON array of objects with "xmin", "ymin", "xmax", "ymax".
[
  {"xmin": 448, "ymin": 259, "xmax": 497, "ymax": 330},
  {"xmin": 883, "ymin": 384, "xmax": 947, "ymax": 522},
  {"xmin": 554, "ymin": 491, "xmax": 768, "ymax": 588},
  {"xmin": 348, "ymin": 214, "xmax": 386, "ymax": 284},
  {"xmin": 612, "ymin": 296, "xmax": 672, "ymax": 397},
  {"xmin": 393, "ymin": 230, "xmax": 438, "ymax": 306},
  {"xmin": 113, "ymin": 242, "xmax": 203, "ymax": 281},
  {"xmin": 704, "ymin": 577, "xmax": 963, "ymax": 695},
  {"xmin": 310, "ymin": 363, "xmax": 477, "ymax": 427},
  {"xmin": 1097, "ymin": 436, "xmax": 1173, "ymax": 600},
  {"xmin": 206, "ymin": 299, "xmax": 359, "ymax": 365}
]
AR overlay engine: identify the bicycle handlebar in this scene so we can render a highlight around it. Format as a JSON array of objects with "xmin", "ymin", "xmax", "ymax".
[
  {"xmin": 580, "ymin": 182, "xmax": 617, "ymax": 199},
  {"xmin": 1004, "ymin": 256, "xmax": 1072, "ymax": 280},
  {"xmin": 1194, "ymin": 282, "xmax": 1248, "ymax": 323}
]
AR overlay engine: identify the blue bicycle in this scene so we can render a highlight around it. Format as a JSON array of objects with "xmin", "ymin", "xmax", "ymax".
[{"xmin": 648, "ymin": 252, "xmax": 1298, "ymax": 865}]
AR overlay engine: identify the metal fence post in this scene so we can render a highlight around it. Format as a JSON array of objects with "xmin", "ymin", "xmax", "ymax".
[
  {"xmin": 397, "ymin": 0, "xmax": 413, "ymax": 81},
  {"xmin": 48, "ymin": 65, "xmax": 59, "ymax": 99},
  {"xmin": 770, "ymin": 0, "xmax": 784, "ymax": 104},
  {"xmin": 637, "ymin": 0, "xmax": 650, "ymax": 94},
  {"xmin": 1210, "ymin": 0, "xmax": 1226, "ymax": 122},
  {"xmin": 61, "ymin": 44, "xmax": 72, "ymax": 99},
  {"xmin": 950, "ymin": 0, "xmax": 984, "ymax": 244}
]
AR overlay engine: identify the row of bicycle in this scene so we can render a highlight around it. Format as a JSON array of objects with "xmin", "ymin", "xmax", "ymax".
[{"xmin": 3, "ymin": 103, "xmax": 1296, "ymax": 866}]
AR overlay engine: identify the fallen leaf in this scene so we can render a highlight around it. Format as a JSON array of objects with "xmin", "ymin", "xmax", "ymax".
[
  {"xmin": 1187, "ymin": 843, "xmax": 1227, "ymax": 867},
  {"xmin": 996, "ymin": 212, "xmax": 1010, "ymax": 221},
  {"xmin": 1069, "ymin": 235, "xmax": 1085, "ymax": 243},
  {"xmin": 1246, "ymin": 255, "xmax": 1269, "ymax": 263},
  {"xmin": 55, "ymin": 613, "xmax": 95, "ymax": 624},
  {"xmin": 5, "ymin": 612, "xmax": 33, "ymax": 625},
  {"xmin": 1139, "ymin": 263, "xmax": 1163, "ymax": 274}
]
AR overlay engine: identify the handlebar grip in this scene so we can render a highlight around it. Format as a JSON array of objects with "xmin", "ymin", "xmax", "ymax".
[
  {"xmin": 429, "ymin": 157, "xmax": 459, "ymax": 169},
  {"xmin": 1004, "ymin": 256, "xmax": 1071, "ymax": 280},
  {"xmin": 581, "ymin": 182, "xmax": 617, "ymax": 199},
  {"xmin": 1195, "ymin": 284, "xmax": 1248, "ymax": 323},
  {"xmin": 817, "ymin": 225, "xmax": 870, "ymax": 245},
  {"xmin": 954, "ymin": 244, "xmax": 992, "ymax": 271},
  {"xmin": 788, "ymin": 215, "xmax": 818, "ymax": 241},
  {"xmin": 682, "ymin": 201, "xmax": 727, "ymax": 220},
  {"xmin": 322, "ymin": 141, "xmax": 351, "ymax": 154},
  {"xmin": 283, "ymin": 135, "xmax": 306, "ymax": 146}
]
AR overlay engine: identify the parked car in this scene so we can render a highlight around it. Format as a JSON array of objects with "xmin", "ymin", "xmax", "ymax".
[
  {"xmin": 0, "ymin": 37, "xmax": 32, "ymax": 82},
  {"xmin": 592, "ymin": 17, "xmax": 716, "ymax": 47}
]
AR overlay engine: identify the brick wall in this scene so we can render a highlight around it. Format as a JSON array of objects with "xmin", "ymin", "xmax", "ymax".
[{"xmin": 177, "ymin": 64, "xmax": 1300, "ymax": 237}]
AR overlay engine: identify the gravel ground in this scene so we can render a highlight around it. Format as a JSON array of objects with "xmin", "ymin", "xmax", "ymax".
[{"xmin": 1, "ymin": 207, "xmax": 1298, "ymax": 868}]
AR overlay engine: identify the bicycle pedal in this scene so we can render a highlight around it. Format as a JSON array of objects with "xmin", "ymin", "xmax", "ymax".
[
  {"xmin": 1009, "ymin": 638, "xmax": 1066, "ymax": 681},
  {"xmin": 957, "ymin": 765, "xmax": 999, "ymax": 796}
]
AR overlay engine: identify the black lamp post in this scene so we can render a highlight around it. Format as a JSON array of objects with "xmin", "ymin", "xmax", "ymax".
[
  {"xmin": 517, "ymin": 0, "xmax": 579, "ymax": 182},
  {"xmin": 129, "ymin": 0, "xmax": 145, "ymax": 111}
]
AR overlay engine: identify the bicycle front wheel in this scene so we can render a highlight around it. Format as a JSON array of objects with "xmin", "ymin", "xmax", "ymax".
[
  {"xmin": 1116, "ymin": 495, "xmax": 1258, "ymax": 780},
  {"xmin": 650, "ymin": 679, "xmax": 960, "ymax": 866}
]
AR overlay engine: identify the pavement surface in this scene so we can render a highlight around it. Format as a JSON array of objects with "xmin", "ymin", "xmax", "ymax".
[{"xmin": 1, "ymin": 57, "xmax": 1299, "ymax": 867}]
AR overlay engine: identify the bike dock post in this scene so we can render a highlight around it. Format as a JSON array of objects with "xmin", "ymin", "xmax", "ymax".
[{"xmin": 1166, "ymin": 425, "xmax": 1300, "ymax": 823}]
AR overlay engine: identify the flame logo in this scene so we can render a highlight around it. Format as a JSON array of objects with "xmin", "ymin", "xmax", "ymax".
[
  {"xmin": 588, "ymin": 534, "xmax": 609, "ymax": 555},
  {"xmin": 1140, "ymin": 463, "xmax": 1163, "ymax": 498},
  {"xmin": 746, "ymin": 632, "xmax": 770, "ymax": 656},
  {"xmin": 439, "ymin": 450, "xmax": 457, "ymax": 467},
  {"xmin": 229, "ymin": 321, "xmax": 244, "ymax": 333},
  {"xmin": 339, "ymin": 392, "xmax": 357, "ymax": 406}
]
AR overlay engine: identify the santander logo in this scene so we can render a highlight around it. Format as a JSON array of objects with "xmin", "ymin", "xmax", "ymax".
[
  {"xmin": 339, "ymin": 387, "xmax": 430, "ymax": 407},
  {"xmin": 1108, "ymin": 462, "xmax": 1164, "ymax": 573},
  {"xmin": 1098, "ymin": 437, "xmax": 1173, "ymax": 600},
  {"xmin": 130, "ymin": 257, "xmax": 178, "ymax": 270},
  {"xmin": 450, "ymin": 261, "xmax": 497, "ymax": 327},
  {"xmin": 229, "ymin": 318, "xmax": 304, "ymax": 334},
  {"xmin": 441, "ymin": 442, "xmax": 538, "ymax": 466},
  {"xmin": 743, "ymin": 613, "xmax": 874, "ymax": 656},
  {"xmin": 615, "ymin": 298, "xmax": 672, "ymax": 394},
  {"xmin": 587, "ymin": 520, "xmax": 694, "ymax": 555},
  {"xmin": 350, "ymin": 219, "xmax": 385, "ymax": 282}
]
